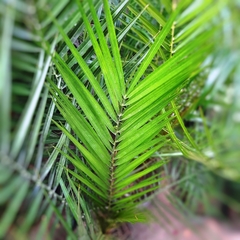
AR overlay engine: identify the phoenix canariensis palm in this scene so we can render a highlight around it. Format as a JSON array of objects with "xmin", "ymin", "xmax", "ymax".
[
  {"xmin": 48, "ymin": 0, "xmax": 222, "ymax": 233},
  {"xmin": 0, "ymin": 0, "xmax": 227, "ymax": 238}
]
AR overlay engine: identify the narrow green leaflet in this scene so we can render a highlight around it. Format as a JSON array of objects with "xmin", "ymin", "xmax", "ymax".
[
  {"xmin": 0, "ymin": 1, "xmax": 15, "ymax": 153},
  {"xmin": 53, "ymin": 56, "xmax": 114, "ymax": 148},
  {"xmin": 116, "ymin": 142, "xmax": 166, "ymax": 179},
  {"xmin": 53, "ymin": 120, "xmax": 109, "ymax": 180},
  {"xmin": 20, "ymin": 189, "xmax": 44, "ymax": 233},
  {"xmin": 127, "ymin": 1, "xmax": 182, "ymax": 92},
  {"xmin": 75, "ymin": 0, "xmax": 121, "ymax": 112},
  {"xmin": 50, "ymin": 83, "xmax": 111, "ymax": 162},
  {"xmin": 60, "ymin": 147, "xmax": 109, "ymax": 190},
  {"xmin": 0, "ymin": 180, "xmax": 29, "ymax": 238},
  {"xmin": 60, "ymin": 179, "xmax": 79, "ymax": 221},
  {"xmin": 103, "ymin": 0, "xmax": 125, "ymax": 95},
  {"xmin": 51, "ymin": 15, "xmax": 117, "ymax": 122}
]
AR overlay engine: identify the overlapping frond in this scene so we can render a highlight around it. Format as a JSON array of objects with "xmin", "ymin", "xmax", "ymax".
[
  {"xmin": 48, "ymin": 0, "xmax": 221, "ymax": 229},
  {"xmin": 0, "ymin": 0, "xmax": 94, "ymax": 238}
]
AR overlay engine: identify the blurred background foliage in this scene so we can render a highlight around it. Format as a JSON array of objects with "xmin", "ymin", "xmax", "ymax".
[{"xmin": 158, "ymin": 0, "xmax": 240, "ymax": 225}]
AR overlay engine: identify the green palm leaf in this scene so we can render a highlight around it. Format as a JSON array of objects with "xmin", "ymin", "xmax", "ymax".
[
  {"xmin": 0, "ymin": 0, "xmax": 96, "ymax": 238},
  {"xmin": 48, "ymin": 0, "xmax": 221, "ymax": 231}
]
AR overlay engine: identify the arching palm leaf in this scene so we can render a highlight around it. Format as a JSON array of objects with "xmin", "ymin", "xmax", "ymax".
[
  {"xmin": 0, "ymin": 0, "xmax": 96, "ymax": 239},
  {"xmin": 49, "ymin": 0, "xmax": 221, "ymax": 231}
]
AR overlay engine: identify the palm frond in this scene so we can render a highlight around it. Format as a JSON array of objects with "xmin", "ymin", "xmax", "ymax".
[
  {"xmin": 0, "ymin": 0, "xmax": 95, "ymax": 238},
  {"xmin": 48, "ymin": 0, "xmax": 222, "ymax": 232}
]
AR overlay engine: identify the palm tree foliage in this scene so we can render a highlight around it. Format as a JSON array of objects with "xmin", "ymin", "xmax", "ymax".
[
  {"xmin": 48, "ymin": 0, "xmax": 222, "ymax": 229},
  {"xmin": 1, "ymin": 0, "xmax": 239, "ymax": 239},
  {"xmin": 0, "ymin": 0, "xmax": 94, "ymax": 239}
]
